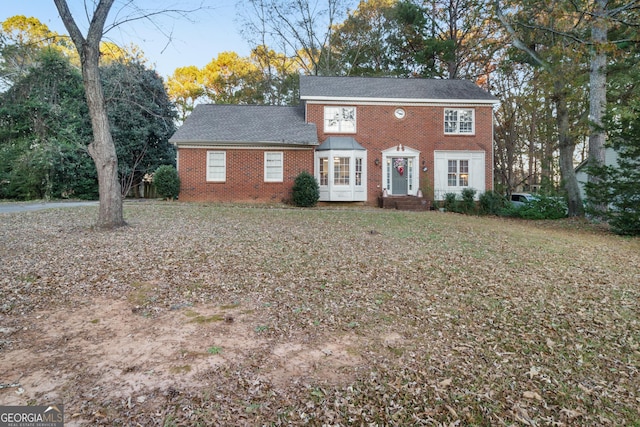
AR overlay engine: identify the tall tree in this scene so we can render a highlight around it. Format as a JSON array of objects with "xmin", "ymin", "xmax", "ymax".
[
  {"xmin": 53, "ymin": 0, "xmax": 124, "ymax": 228},
  {"xmin": 495, "ymin": 0, "xmax": 590, "ymax": 216},
  {"xmin": 0, "ymin": 15, "xmax": 72, "ymax": 89},
  {"xmin": 328, "ymin": 0, "xmax": 400, "ymax": 76},
  {"xmin": 166, "ymin": 65, "xmax": 204, "ymax": 122},
  {"xmin": 201, "ymin": 51, "xmax": 262, "ymax": 104},
  {"xmin": 101, "ymin": 60, "xmax": 177, "ymax": 197},
  {"xmin": 239, "ymin": 0, "xmax": 351, "ymax": 75},
  {"xmin": 393, "ymin": 0, "xmax": 501, "ymax": 79},
  {"xmin": 0, "ymin": 49, "xmax": 95, "ymax": 200}
]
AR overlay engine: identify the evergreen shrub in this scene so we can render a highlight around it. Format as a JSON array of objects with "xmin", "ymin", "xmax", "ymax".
[
  {"xmin": 154, "ymin": 165, "xmax": 180, "ymax": 200},
  {"xmin": 292, "ymin": 171, "xmax": 319, "ymax": 207}
]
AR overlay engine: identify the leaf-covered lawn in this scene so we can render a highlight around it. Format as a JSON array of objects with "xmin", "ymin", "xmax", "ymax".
[{"xmin": 1, "ymin": 202, "xmax": 639, "ymax": 425}]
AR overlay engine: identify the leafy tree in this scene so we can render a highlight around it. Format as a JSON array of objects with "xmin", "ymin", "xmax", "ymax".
[
  {"xmin": 392, "ymin": 0, "xmax": 501, "ymax": 80},
  {"xmin": 328, "ymin": 0, "xmax": 400, "ymax": 76},
  {"xmin": 239, "ymin": 0, "xmax": 351, "ymax": 75},
  {"xmin": 0, "ymin": 15, "xmax": 72, "ymax": 88},
  {"xmin": 495, "ymin": 0, "xmax": 592, "ymax": 216},
  {"xmin": 101, "ymin": 60, "xmax": 177, "ymax": 197},
  {"xmin": 250, "ymin": 45, "xmax": 300, "ymax": 105},
  {"xmin": 0, "ymin": 49, "xmax": 96, "ymax": 200},
  {"xmin": 201, "ymin": 51, "xmax": 262, "ymax": 104},
  {"xmin": 166, "ymin": 65, "xmax": 204, "ymax": 122},
  {"xmin": 585, "ymin": 101, "xmax": 640, "ymax": 235}
]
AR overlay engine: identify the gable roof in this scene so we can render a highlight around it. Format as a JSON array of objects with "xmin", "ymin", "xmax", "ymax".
[
  {"xmin": 169, "ymin": 104, "xmax": 318, "ymax": 146},
  {"xmin": 299, "ymin": 75, "xmax": 498, "ymax": 104}
]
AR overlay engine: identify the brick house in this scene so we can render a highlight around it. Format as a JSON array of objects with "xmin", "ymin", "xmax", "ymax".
[{"xmin": 170, "ymin": 76, "xmax": 498, "ymax": 206}]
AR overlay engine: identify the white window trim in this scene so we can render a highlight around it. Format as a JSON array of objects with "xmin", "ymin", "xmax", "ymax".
[
  {"xmin": 434, "ymin": 150, "xmax": 485, "ymax": 200},
  {"xmin": 264, "ymin": 152, "xmax": 284, "ymax": 182},
  {"xmin": 444, "ymin": 108, "xmax": 475, "ymax": 135},
  {"xmin": 324, "ymin": 106, "xmax": 356, "ymax": 134},
  {"xmin": 206, "ymin": 151, "xmax": 226, "ymax": 182}
]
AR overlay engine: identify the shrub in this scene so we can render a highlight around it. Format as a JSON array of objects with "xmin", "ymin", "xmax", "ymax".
[
  {"xmin": 460, "ymin": 188, "xmax": 477, "ymax": 214},
  {"xmin": 292, "ymin": 171, "xmax": 319, "ymax": 207},
  {"xmin": 517, "ymin": 195, "xmax": 567, "ymax": 220},
  {"xmin": 153, "ymin": 165, "xmax": 180, "ymax": 200},
  {"xmin": 479, "ymin": 190, "xmax": 508, "ymax": 215},
  {"xmin": 443, "ymin": 193, "xmax": 458, "ymax": 212}
]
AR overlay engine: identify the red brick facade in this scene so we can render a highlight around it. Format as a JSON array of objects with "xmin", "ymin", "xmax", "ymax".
[
  {"xmin": 177, "ymin": 147, "xmax": 314, "ymax": 202},
  {"xmin": 175, "ymin": 102, "xmax": 494, "ymax": 205},
  {"xmin": 306, "ymin": 102, "xmax": 494, "ymax": 204}
]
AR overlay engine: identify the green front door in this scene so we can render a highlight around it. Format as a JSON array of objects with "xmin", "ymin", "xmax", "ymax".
[{"xmin": 391, "ymin": 157, "xmax": 408, "ymax": 195}]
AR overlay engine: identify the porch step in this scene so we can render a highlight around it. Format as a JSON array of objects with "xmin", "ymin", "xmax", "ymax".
[{"xmin": 378, "ymin": 195, "xmax": 431, "ymax": 211}]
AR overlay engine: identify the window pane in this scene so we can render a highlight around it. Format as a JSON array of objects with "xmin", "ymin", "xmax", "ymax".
[
  {"xmin": 319, "ymin": 157, "xmax": 328, "ymax": 186},
  {"xmin": 207, "ymin": 151, "xmax": 225, "ymax": 181},
  {"xmin": 448, "ymin": 160, "xmax": 457, "ymax": 173},
  {"xmin": 448, "ymin": 173, "xmax": 457, "ymax": 186},
  {"xmin": 459, "ymin": 110, "xmax": 473, "ymax": 133},
  {"xmin": 334, "ymin": 157, "xmax": 350, "ymax": 185},
  {"xmin": 444, "ymin": 109, "xmax": 474, "ymax": 134},
  {"xmin": 459, "ymin": 160, "xmax": 469, "ymax": 186},
  {"xmin": 444, "ymin": 110, "xmax": 457, "ymax": 133},
  {"xmin": 265, "ymin": 152, "xmax": 283, "ymax": 182},
  {"xmin": 355, "ymin": 158, "xmax": 362, "ymax": 186},
  {"xmin": 324, "ymin": 106, "xmax": 356, "ymax": 133}
]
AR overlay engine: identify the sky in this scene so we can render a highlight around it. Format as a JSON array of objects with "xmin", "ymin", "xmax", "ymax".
[{"xmin": 0, "ymin": 0, "xmax": 252, "ymax": 78}]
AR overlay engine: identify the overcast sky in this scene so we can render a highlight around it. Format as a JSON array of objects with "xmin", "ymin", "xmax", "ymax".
[{"xmin": 0, "ymin": 0, "xmax": 252, "ymax": 78}]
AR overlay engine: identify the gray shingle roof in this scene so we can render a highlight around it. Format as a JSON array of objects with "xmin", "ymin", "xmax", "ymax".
[
  {"xmin": 169, "ymin": 104, "xmax": 318, "ymax": 146},
  {"xmin": 316, "ymin": 137, "xmax": 366, "ymax": 151},
  {"xmin": 299, "ymin": 76, "xmax": 498, "ymax": 102}
]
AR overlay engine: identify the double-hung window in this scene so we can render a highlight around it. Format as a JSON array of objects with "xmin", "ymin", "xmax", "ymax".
[
  {"xmin": 264, "ymin": 152, "xmax": 283, "ymax": 182},
  {"xmin": 444, "ymin": 109, "xmax": 474, "ymax": 134},
  {"xmin": 318, "ymin": 157, "xmax": 329, "ymax": 186},
  {"xmin": 207, "ymin": 151, "xmax": 226, "ymax": 182},
  {"xmin": 324, "ymin": 106, "xmax": 356, "ymax": 133},
  {"xmin": 448, "ymin": 160, "xmax": 469, "ymax": 187},
  {"xmin": 334, "ymin": 157, "xmax": 350, "ymax": 185}
]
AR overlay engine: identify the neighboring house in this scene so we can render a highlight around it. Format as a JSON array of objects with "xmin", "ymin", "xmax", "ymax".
[
  {"xmin": 575, "ymin": 147, "xmax": 619, "ymax": 201},
  {"xmin": 169, "ymin": 75, "xmax": 499, "ymax": 205}
]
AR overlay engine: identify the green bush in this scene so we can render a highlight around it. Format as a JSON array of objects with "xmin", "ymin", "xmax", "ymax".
[
  {"xmin": 479, "ymin": 191, "xmax": 509, "ymax": 215},
  {"xmin": 460, "ymin": 188, "xmax": 477, "ymax": 214},
  {"xmin": 153, "ymin": 165, "xmax": 180, "ymax": 200},
  {"xmin": 443, "ymin": 193, "xmax": 458, "ymax": 212},
  {"xmin": 291, "ymin": 171, "xmax": 319, "ymax": 207},
  {"xmin": 516, "ymin": 195, "xmax": 567, "ymax": 220}
]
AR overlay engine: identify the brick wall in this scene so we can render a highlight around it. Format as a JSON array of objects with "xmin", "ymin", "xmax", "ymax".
[
  {"xmin": 306, "ymin": 103, "xmax": 494, "ymax": 205},
  {"xmin": 176, "ymin": 103, "xmax": 494, "ymax": 204},
  {"xmin": 177, "ymin": 148, "xmax": 314, "ymax": 202}
]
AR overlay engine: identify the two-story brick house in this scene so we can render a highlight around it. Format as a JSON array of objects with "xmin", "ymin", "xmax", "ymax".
[{"xmin": 170, "ymin": 75, "xmax": 498, "ymax": 205}]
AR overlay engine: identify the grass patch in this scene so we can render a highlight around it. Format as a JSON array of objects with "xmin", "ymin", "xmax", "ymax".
[{"xmin": 3, "ymin": 202, "xmax": 639, "ymax": 425}]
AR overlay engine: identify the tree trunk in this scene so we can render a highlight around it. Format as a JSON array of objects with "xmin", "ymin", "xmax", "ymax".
[
  {"xmin": 555, "ymin": 80, "xmax": 584, "ymax": 217},
  {"xmin": 587, "ymin": 0, "xmax": 608, "ymax": 211},
  {"xmin": 82, "ymin": 45, "xmax": 124, "ymax": 228},
  {"xmin": 53, "ymin": 0, "xmax": 125, "ymax": 229}
]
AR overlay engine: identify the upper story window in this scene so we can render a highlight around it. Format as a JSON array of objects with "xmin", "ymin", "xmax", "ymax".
[
  {"xmin": 324, "ymin": 106, "xmax": 356, "ymax": 133},
  {"xmin": 207, "ymin": 151, "xmax": 226, "ymax": 182},
  {"xmin": 444, "ymin": 108, "xmax": 474, "ymax": 134}
]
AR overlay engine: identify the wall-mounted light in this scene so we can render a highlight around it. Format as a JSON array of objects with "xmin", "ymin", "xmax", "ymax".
[
  {"xmin": 375, "ymin": 158, "xmax": 380, "ymax": 166},
  {"xmin": 422, "ymin": 159, "xmax": 427, "ymax": 172}
]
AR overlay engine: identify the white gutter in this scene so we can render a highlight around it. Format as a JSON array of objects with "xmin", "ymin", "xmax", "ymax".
[{"xmin": 300, "ymin": 96, "xmax": 499, "ymax": 105}]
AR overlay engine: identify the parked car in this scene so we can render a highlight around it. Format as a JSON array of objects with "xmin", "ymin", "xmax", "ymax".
[{"xmin": 510, "ymin": 192, "xmax": 538, "ymax": 207}]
